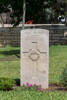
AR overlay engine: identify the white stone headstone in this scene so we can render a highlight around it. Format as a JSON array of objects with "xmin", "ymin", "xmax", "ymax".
[{"xmin": 21, "ymin": 29, "xmax": 49, "ymax": 89}]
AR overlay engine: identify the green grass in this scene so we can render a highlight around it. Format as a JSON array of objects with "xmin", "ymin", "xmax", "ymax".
[
  {"xmin": 49, "ymin": 45, "xmax": 67, "ymax": 84},
  {"xmin": 0, "ymin": 45, "xmax": 67, "ymax": 100},
  {"xmin": 0, "ymin": 61, "xmax": 20, "ymax": 79},
  {"xmin": 0, "ymin": 46, "xmax": 20, "ymax": 60},
  {"xmin": 0, "ymin": 88, "xmax": 67, "ymax": 100}
]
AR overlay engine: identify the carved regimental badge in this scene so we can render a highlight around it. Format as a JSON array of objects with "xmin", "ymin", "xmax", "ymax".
[{"xmin": 28, "ymin": 49, "xmax": 40, "ymax": 61}]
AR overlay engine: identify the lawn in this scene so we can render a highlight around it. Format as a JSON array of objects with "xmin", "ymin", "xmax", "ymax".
[{"xmin": 0, "ymin": 45, "xmax": 67, "ymax": 100}]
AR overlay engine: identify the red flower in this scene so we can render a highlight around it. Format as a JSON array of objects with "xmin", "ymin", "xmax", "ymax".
[{"xmin": 25, "ymin": 20, "xmax": 33, "ymax": 24}]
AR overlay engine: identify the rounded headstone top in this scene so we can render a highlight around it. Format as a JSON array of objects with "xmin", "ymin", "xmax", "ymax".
[{"xmin": 21, "ymin": 29, "xmax": 49, "ymax": 34}]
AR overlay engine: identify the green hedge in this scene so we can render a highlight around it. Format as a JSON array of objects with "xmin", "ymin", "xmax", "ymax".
[
  {"xmin": 60, "ymin": 67, "xmax": 67, "ymax": 88},
  {"xmin": 0, "ymin": 78, "xmax": 15, "ymax": 90}
]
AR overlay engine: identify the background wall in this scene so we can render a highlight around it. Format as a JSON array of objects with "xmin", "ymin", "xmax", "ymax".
[{"xmin": 0, "ymin": 24, "xmax": 67, "ymax": 47}]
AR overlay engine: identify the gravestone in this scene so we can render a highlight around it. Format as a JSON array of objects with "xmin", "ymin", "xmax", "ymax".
[{"xmin": 21, "ymin": 29, "xmax": 49, "ymax": 88}]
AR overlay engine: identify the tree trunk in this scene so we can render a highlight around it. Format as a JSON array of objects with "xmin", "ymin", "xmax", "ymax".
[
  {"xmin": 0, "ymin": 14, "xmax": 4, "ymax": 27},
  {"xmin": 65, "ymin": 2, "xmax": 67, "ymax": 25},
  {"xmin": 22, "ymin": 0, "xmax": 26, "ymax": 29}
]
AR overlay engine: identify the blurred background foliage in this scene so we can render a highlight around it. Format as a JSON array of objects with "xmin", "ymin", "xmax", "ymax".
[{"xmin": 0, "ymin": 0, "xmax": 67, "ymax": 25}]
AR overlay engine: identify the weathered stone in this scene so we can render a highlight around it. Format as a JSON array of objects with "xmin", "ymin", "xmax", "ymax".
[{"xmin": 21, "ymin": 29, "xmax": 49, "ymax": 89}]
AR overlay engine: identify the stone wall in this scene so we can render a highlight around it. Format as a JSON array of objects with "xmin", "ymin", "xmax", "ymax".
[{"xmin": 0, "ymin": 24, "xmax": 67, "ymax": 47}]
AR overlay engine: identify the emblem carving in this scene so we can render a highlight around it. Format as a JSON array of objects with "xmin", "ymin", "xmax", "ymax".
[{"xmin": 28, "ymin": 49, "xmax": 40, "ymax": 61}]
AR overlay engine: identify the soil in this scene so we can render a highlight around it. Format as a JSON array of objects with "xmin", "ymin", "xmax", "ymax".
[{"xmin": 43, "ymin": 84, "xmax": 67, "ymax": 92}]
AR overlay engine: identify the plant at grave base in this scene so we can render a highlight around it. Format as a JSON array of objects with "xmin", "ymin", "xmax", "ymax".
[
  {"xmin": 25, "ymin": 82, "xmax": 36, "ymax": 90},
  {"xmin": 60, "ymin": 67, "xmax": 67, "ymax": 88},
  {"xmin": 22, "ymin": 82, "xmax": 42, "ymax": 91},
  {"xmin": 0, "ymin": 78, "xmax": 15, "ymax": 90},
  {"xmin": 37, "ymin": 85, "xmax": 42, "ymax": 91}
]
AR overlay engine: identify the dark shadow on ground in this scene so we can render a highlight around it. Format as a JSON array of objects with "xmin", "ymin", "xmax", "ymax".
[
  {"xmin": 44, "ymin": 83, "xmax": 67, "ymax": 92},
  {"xmin": 14, "ymin": 78, "xmax": 20, "ymax": 86},
  {"xmin": 0, "ymin": 50, "xmax": 20, "ymax": 58}
]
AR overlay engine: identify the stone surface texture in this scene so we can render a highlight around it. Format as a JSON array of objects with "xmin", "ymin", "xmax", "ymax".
[{"xmin": 21, "ymin": 29, "xmax": 49, "ymax": 88}]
